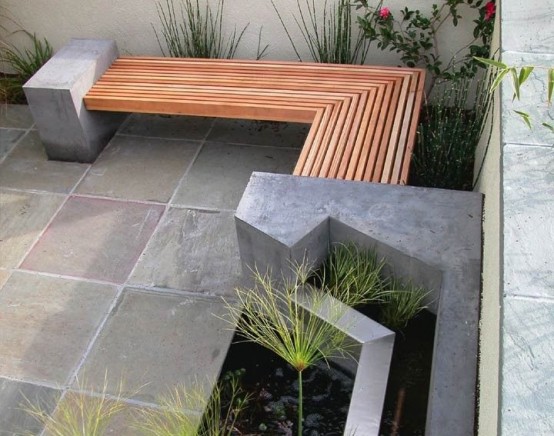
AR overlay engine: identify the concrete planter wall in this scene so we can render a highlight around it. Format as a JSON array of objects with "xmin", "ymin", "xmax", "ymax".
[{"xmin": 235, "ymin": 172, "xmax": 483, "ymax": 436}]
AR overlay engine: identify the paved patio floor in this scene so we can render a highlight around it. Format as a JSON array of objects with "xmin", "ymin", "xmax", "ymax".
[{"xmin": 0, "ymin": 104, "xmax": 309, "ymax": 434}]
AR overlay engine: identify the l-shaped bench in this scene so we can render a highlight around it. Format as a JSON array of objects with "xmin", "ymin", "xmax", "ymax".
[{"xmin": 24, "ymin": 39, "xmax": 425, "ymax": 184}]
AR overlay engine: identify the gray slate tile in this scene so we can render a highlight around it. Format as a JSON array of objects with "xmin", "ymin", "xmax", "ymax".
[
  {"xmin": 0, "ymin": 105, "xmax": 34, "ymax": 129},
  {"xmin": 0, "ymin": 272, "xmax": 118, "ymax": 385},
  {"xmin": 77, "ymin": 289, "xmax": 235, "ymax": 404},
  {"xmin": 129, "ymin": 208, "xmax": 242, "ymax": 294},
  {"xmin": 76, "ymin": 135, "xmax": 200, "ymax": 202},
  {"xmin": 0, "ymin": 129, "xmax": 25, "ymax": 160},
  {"xmin": 207, "ymin": 119, "xmax": 309, "ymax": 148},
  {"xmin": 21, "ymin": 196, "xmax": 165, "ymax": 283},
  {"xmin": 173, "ymin": 142, "xmax": 299, "ymax": 210},
  {"xmin": 120, "ymin": 114, "xmax": 214, "ymax": 140},
  {"xmin": 0, "ymin": 131, "xmax": 89, "ymax": 194},
  {"xmin": 501, "ymin": 297, "xmax": 554, "ymax": 435},
  {"xmin": 0, "ymin": 378, "xmax": 61, "ymax": 436},
  {"xmin": 0, "ymin": 190, "xmax": 64, "ymax": 268},
  {"xmin": 503, "ymin": 144, "xmax": 554, "ymax": 299}
]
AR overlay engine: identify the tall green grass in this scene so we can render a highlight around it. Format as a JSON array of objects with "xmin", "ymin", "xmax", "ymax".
[
  {"xmin": 318, "ymin": 242, "xmax": 387, "ymax": 306},
  {"xmin": 272, "ymin": 0, "xmax": 370, "ymax": 64},
  {"xmin": 410, "ymin": 72, "xmax": 495, "ymax": 191},
  {"xmin": 0, "ymin": 30, "xmax": 52, "ymax": 103},
  {"xmin": 154, "ymin": 0, "xmax": 257, "ymax": 59}
]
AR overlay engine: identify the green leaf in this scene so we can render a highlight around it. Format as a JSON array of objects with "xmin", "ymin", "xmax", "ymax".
[
  {"xmin": 474, "ymin": 57, "xmax": 507, "ymax": 69},
  {"xmin": 514, "ymin": 110, "xmax": 532, "ymax": 129},
  {"xmin": 547, "ymin": 68, "xmax": 554, "ymax": 104},
  {"xmin": 511, "ymin": 68, "xmax": 521, "ymax": 101},
  {"xmin": 518, "ymin": 66, "xmax": 534, "ymax": 86},
  {"xmin": 542, "ymin": 122, "xmax": 554, "ymax": 133},
  {"xmin": 490, "ymin": 68, "xmax": 511, "ymax": 93}
]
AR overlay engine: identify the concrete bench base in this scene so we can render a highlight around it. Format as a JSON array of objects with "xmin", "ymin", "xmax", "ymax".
[{"xmin": 23, "ymin": 39, "xmax": 126, "ymax": 163}]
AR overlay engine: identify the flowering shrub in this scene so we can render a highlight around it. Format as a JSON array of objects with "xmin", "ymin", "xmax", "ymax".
[{"xmin": 355, "ymin": 0, "xmax": 495, "ymax": 91}]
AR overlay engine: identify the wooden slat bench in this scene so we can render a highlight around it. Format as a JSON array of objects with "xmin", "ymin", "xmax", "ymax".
[{"xmin": 84, "ymin": 57, "xmax": 424, "ymax": 184}]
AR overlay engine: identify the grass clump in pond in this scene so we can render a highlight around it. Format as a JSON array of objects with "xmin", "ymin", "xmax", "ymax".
[
  {"xmin": 380, "ymin": 280, "xmax": 429, "ymax": 331},
  {"xmin": 318, "ymin": 242, "xmax": 387, "ymax": 306},
  {"xmin": 224, "ymin": 263, "xmax": 353, "ymax": 436},
  {"xmin": 317, "ymin": 243, "xmax": 430, "ymax": 331}
]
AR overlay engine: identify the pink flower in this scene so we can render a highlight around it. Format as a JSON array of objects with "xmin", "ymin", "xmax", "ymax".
[
  {"xmin": 484, "ymin": 1, "xmax": 495, "ymax": 21},
  {"xmin": 379, "ymin": 7, "xmax": 391, "ymax": 20}
]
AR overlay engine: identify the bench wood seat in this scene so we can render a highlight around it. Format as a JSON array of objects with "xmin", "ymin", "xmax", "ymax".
[{"xmin": 85, "ymin": 57, "xmax": 424, "ymax": 184}]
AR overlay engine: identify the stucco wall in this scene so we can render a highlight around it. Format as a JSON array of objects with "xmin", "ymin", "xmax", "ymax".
[
  {"xmin": 473, "ymin": 12, "xmax": 500, "ymax": 434},
  {"xmin": 2, "ymin": 0, "xmax": 477, "ymax": 67}
]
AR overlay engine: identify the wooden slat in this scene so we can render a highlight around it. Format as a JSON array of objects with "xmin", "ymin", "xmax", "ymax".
[{"xmin": 84, "ymin": 57, "xmax": 424, "ymax": 184}]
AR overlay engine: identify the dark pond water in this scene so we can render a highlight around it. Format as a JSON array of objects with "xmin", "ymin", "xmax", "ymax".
[{"xmin": 217, "ymin": 309, "xmax": 436, "ymax": 435}]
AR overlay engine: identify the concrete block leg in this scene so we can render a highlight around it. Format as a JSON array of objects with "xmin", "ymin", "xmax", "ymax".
[{"xmin": 23, "ymin": 39, "xmax": 127, "ymax": 163}]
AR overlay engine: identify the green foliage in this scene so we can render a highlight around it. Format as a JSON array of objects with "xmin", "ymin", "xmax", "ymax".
[
  {"xmin": 135, "ymin": 373, "xmax": 250, "ymax": 436},
  {"xmin": 355, "ymin": 0, "xmax": 495, "ymax": 92},
  {"xmin": 410, "ymin": 71, "xmax": 494, "ymax": 190},
  {"xmin": 475, "ymin": 57, "xmax": 554, "ymax": 132},
  {"xmin": 0, "ymin": 30, "xmax": 52, "ymax": 103},
  {"xmin": 1, "ymin": 31, "xmax": 52, "ymax": 79},
  {"xmin": 25, "ymin": 376, "xmax": 126, "ymax": 436},
  {"xmin": 153, "ymin": 0, "xmax": 256, "ymax": 59},
  {"xmin": 319, "ymin": 242, "xmax": 387, "ymax": 306},
  {"xmin": 272, "ymin": 0, "xmax": 371, "ymax": 64},
  {"xmin": 380, "ymin": 281, "xmax": 429, "ymax": 330},
  {"xmin": 224, "ymin": 265, "xmax": 353, "ymax": 436}
]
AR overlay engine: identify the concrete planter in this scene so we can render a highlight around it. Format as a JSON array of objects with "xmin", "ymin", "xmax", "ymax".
[{"xmin": 235, "ymin": 172, "xmax": 483, "ymax": 436}]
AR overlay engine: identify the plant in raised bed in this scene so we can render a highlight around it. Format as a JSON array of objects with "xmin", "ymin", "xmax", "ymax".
[
  {"xmin": 354, "ymin": 1, "xmax": 497, "ymax": 190},
  {"xmin": 153, "ymin": 0, "xmax": 268, "ymax": 60},
  {"xmin": 271, "ymin": 0, "xmax": 371, "ymax": 64},
  {"xmin": 380, "ymin": 280, "xmax": 429, "ymax": 331},
  {"xmin": 223, "ymin": 264, "xmax": 354, "ymax": 436},
  {"xmin": 410, "ymin": 71, "xmax": 494, "ymax": 190},
  {"xmin": 318, "ymin": 242, "xmax": 387, "ymax": 306},
  {"xmin": 354, "ymin": 0, "xmax": 495, "ymax": 95},
  {"xmin": 0, "ymin": 17, "xmax": 52, "ymax": 104},
  {"xmin": 154, "ymin": 0, "xmax": 244, "ymax": 59}
]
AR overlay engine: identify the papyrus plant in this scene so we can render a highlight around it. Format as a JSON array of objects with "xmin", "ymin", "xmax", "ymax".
[{"xmin": 224, "ymin": 264, "xmax": 353, "ymax": 436}]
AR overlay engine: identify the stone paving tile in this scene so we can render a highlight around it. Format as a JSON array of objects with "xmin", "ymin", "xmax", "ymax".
[
  {"xmin": 0, "ymin": 104, "xmax": 34, "ymax": 129},
  {"xmin": 172, "ymin": 142, "xmax": 299, "ymax": 210},
  {"xmin": 120, "ymin": 114, "xmax": 214, "ymax": 140},
  {"xmin": 75, "ymin": 135, "xmax": 200, "ymax": 202},
  {"xmin": 77, "ymin": 289, "xmax": 235, "ymax": 404},
  {"xmin": 0, "ymin": 270, "xmax": 10, "ymax": 289},
  {"xmin": 129, "ymin": 208, "xmax": 242, "ymax": 294},
  {"xmin": 0, "ymin": 272, "xmax": 118, "ymax": 385},
  {"xmin": 0, "ymin": 131, "xmax": 89, "ymax": 194},
  {"xmin": 0, "ymin": 377, "xmax": 61, "ymax": 436},
  {"xmin": 503, "ymin": 144, "xmax": 554, "ymax": 299},
  {"xmin": 21, "ymin": 196, "xmax": 165, "ymax": 283},
  {"xmin": 0, "ymin": 189, "xmax": 64, "ymax": 268},
  {"xmin": 0, "ymin": 129, "xmax": 25, "ymax": 160},
  {"xmin": 501, "ymin": 297, "xmax": 554, "ymax": 435},
  {"xmin": 207, "ymin": 118, "xmax": 310, "ymax": 148}
]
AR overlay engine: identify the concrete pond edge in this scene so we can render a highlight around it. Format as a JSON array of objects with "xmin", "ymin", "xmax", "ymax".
[{"xmin": 234, "ymin": 172, "xmax": 483, "ymax": 436}]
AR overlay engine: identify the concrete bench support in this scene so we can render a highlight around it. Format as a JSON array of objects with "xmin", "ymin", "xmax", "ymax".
[{"xmin": 23, "ymin": 39, "xmax": 126, "ymax": 162}]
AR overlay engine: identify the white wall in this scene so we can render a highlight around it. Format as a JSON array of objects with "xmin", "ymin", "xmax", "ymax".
[{"xmin": 2, "ymin": 0, "xmax": 478, "ymax": 67}]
